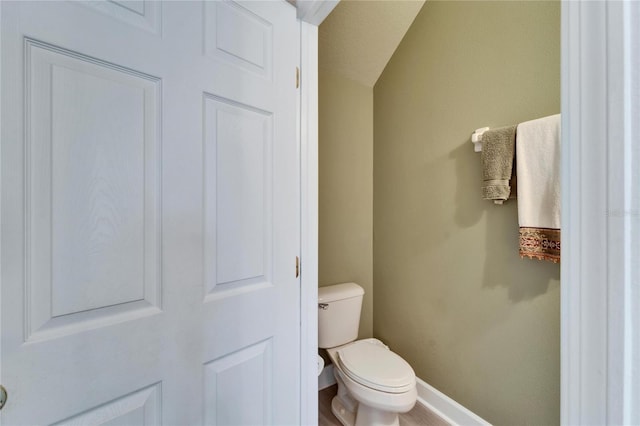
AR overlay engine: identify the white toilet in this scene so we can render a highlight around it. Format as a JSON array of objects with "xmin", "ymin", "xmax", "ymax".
[{"xmin": 319, "ymin": 283, "xmax": 417, "ymax": 426}]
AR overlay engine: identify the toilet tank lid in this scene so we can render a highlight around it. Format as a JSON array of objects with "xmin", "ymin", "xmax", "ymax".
[{"xmin": 318, "ymin": 283, "xmax": 364, "ymax": 303}]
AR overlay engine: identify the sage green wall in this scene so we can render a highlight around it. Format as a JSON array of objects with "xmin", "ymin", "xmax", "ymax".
[
  {"xmin": 373, "ymin": 2, "xmax": 560, "ymax": 425},
  {"xmin": 319, "ymin": 70, "xmax": 373, "ymax": 339}
]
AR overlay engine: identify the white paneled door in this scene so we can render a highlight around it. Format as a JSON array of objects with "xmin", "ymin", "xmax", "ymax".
[{"xmin": 0, "ymin": 1, "xmax": 300, "ymax": 424}]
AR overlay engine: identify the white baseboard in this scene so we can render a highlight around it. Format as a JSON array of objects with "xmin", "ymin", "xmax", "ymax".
[
  {"xmin": 318, "ymin": 368, "xmax": 490, "ymax": 426},
  {"xmin": 318, "ymin": 363, "xmax": 336, "ymax": 390},
  {"xmin": 415, "ymin": 377, "xmax": 492, "ymax": 426}
]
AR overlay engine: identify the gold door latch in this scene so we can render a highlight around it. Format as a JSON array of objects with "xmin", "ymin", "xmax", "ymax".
[
  {"xmin": 295, "ymin": 256, "xmax": 300, "ymax": 278},
  {"xmin": 296, "ymin": 67, "xmax": 300, "ymax": 88},
  {"xmin": 0, "ymin": 385, "xmax": 7, "ymax": 410}
]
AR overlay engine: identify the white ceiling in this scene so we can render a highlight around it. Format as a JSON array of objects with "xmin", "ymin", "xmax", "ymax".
[{"xmin": 319, "ymin": 0, "xmax": 426, "ymax": 87}]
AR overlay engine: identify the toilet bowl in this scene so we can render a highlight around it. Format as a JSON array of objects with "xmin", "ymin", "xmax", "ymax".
[
  {"xmin": 327, "ymin": 338, "xmax": 416, "ymax": 426},
  {"xmin": 318, "ymin": 283, "xmax": 417, "ymax": 426}
]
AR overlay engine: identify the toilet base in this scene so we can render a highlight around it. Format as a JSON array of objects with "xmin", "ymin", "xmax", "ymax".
[
  {"xmin": 331, "ymin": 396, "xmax": 356, "ymax": 426},
  {"xmin": 331, "ymin": 395, "xmax": 401, "ymax": 426},
  {"xmin": 354, "ymin": 403, "xmax": 400, "ymax": 426}
]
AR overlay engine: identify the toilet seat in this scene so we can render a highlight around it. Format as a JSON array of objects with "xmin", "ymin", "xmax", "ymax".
[{"xmin": 337, "ymin": 339, "xmax": 415, "ymax": 394}]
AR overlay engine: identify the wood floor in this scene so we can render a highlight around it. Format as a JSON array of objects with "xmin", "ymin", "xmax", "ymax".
[{"xmin": 319, "ymin": 385, "xmax": 451, "ymax": 426}]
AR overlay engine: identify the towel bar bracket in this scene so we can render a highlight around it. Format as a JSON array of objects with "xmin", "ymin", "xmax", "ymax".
[{"xmin": 471, "ymin": 127, "xmax": 490, "ymax": 152}]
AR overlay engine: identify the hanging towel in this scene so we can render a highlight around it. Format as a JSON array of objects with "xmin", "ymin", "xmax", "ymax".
[
  {"xmin": 516, "ymin": 114, "xmax": 561, "ymax": 263},
  {"xmin": 481, "ymin": 125, "xmax": 517, "ymax": 204}
]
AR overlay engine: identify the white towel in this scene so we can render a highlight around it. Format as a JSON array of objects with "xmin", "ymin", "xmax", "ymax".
[{"xmin": 516, "ymin": 114, "xmax": 561, "ymax": 262}]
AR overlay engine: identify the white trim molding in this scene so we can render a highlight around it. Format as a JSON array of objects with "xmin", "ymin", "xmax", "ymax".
[
  {"xmin": 296, "ymin": 0, "xmax": 339, "ymax": 25},
  {"xmin": 415, "ymin": 378, "xmax": 491, "ymax": 426},
  {"xmin": 562, "ymin": 1, "xmax": 640, "ymax": 424},
  {"xmin": 318, "ymin": 373, "xmax": 489, "ymax": 425},
  {"xmin": 300, "ymin": 20, "xmax": 320, "ymax": 426},
  {"xmin": 298, "ymin": 2, "xmax": 339, "ymax": 424}
]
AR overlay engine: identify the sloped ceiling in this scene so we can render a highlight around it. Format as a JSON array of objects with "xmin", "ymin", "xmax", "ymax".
[{"xmin": 319, "ymin": 0, "xmax": 426, "ymax": 87}]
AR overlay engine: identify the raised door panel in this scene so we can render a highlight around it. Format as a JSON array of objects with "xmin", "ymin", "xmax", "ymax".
[
  {"xmin": 204, "ymin": 340, "xmax": 272, "ymax": 426},
  {"xmin": 204, "ymin": 94, "xmax": 273, "ymax": 296},
  {"xmin": 52, "ymin": 383, "xmax": 161, "ymax": 426},
  {"xmin": 203, "ymin": 1, "xmax": 272, "ymax": 79},
  {"xmin": 25, "ymin": 39, "xmax": 161, "ymax": 341},
  {"xmin": 80, "ymin": 0, "xmax": 162, "ymax": 35}
]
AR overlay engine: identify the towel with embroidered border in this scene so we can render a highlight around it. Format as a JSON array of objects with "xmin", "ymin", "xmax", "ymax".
[
  {"xmin": 481, "ymin": 125, "xmax": 517, "ymax": 204},
  {"xmin": 516, "ymin": 114, "xmax": 561, "ymax": 263}
]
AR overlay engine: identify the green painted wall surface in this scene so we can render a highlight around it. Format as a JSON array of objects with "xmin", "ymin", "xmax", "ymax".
[
  {"xmin": 373, "ymin": 2, "xmax": 560, "ymax": 425},
  {"xmin": 319, "ymin": 70, "xmax": 373, "ymax": 339}
]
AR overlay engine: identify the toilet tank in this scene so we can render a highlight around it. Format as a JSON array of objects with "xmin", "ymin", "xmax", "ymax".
[{"xmin": 318, "ymin": 283, "xmax": 364, "ymax": 349}]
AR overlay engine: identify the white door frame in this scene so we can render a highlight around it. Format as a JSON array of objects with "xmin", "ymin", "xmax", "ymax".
[
  {"xmin": 561, "ymin": 1, "xmax": 639, "ymax": 424},
  {"xmin": 297, "ymin": 3, "xmax": 338, "ymax": 424},
  {"xmin": 299, "ymin": 20, "xmax": 320, "ymax": 425}
]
